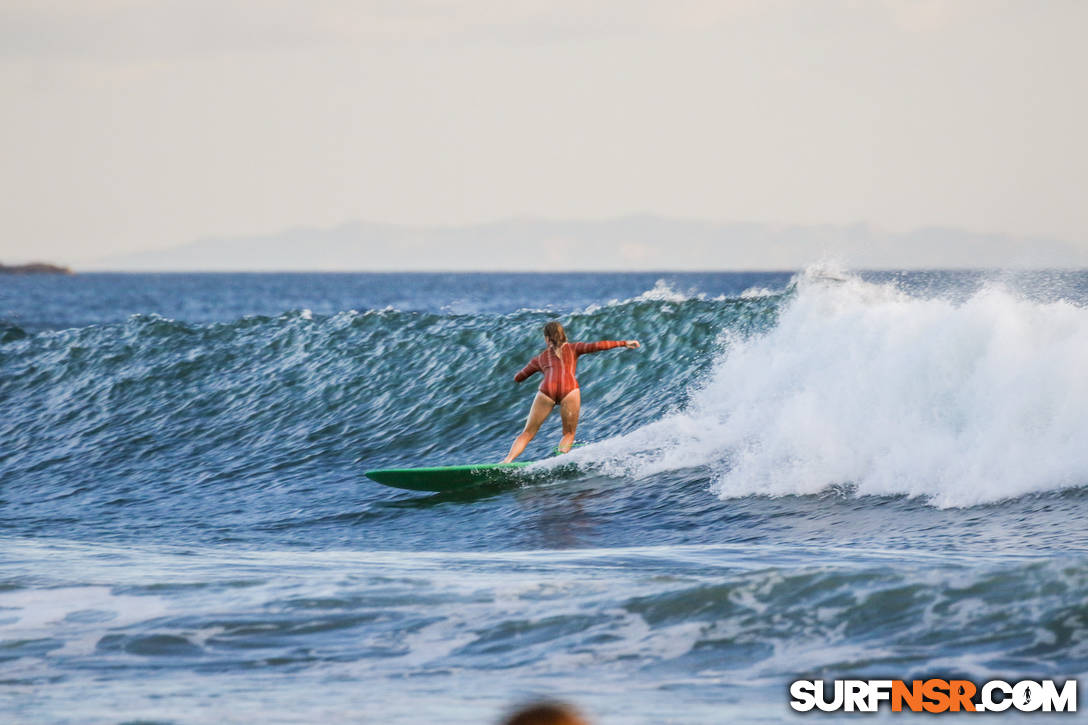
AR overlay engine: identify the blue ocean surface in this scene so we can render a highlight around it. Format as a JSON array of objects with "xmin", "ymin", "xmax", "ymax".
[{"xmin": 1, "ymin": 269, "xmax": 1086, "ymax": 723}]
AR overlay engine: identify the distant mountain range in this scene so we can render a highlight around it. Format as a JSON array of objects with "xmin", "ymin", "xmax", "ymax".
[{"xmin": 85, "ymin": 216, "xmax": 1088, "ymax": 271}]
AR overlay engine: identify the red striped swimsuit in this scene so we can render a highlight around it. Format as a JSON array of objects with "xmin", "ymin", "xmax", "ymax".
[{"xmin": 514, "ymin": 341, "xmax": 626, "ymax": 403}]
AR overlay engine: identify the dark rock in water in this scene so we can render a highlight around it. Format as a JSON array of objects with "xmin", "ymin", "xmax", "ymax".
[{"xmin": 0, "ymin": 262, "xmax": 73, "ymax": 275}]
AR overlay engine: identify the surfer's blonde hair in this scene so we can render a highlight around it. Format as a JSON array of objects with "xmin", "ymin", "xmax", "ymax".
[{"xmin": 543, "ymin": 321, "xmax": 567, "ymax": 348}]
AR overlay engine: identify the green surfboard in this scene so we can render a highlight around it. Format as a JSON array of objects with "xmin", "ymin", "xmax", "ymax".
[{"xmin": 365, "ymin": 461, "xmax": 533, "ymax": 492}]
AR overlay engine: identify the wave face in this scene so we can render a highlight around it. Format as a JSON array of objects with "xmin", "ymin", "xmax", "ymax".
[{"xmin": 2, "ymin": 270, "xmax": 1087, "ymax": 723}]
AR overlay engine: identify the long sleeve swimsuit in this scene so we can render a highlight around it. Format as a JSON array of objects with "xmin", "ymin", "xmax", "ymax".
[{"xmin": 514, "ymin": 340, "xmax": 626, "ymax": 403}]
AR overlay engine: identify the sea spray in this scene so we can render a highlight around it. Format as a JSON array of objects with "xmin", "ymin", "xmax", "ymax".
[{"xmin": 571, "ymin": 268, "xmax": 1088, "ymax": 506}]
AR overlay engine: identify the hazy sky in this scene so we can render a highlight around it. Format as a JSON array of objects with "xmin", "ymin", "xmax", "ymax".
[{"xmin": 2, "ymin": 1, "xmax": 1086, "ymax": 266}]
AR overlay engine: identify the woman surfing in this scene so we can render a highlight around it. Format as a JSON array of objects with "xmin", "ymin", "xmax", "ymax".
[{"xmin": 503, "ymin": 321, "xmax": 640, "ymax": 463}]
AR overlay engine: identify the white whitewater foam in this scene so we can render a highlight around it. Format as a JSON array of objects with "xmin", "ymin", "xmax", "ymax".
[
  {"xmin": 582, "ymin": 279, "xmax": 699, "ymax": 313},
  {"xmin": 574, "ymin": 266, "xmax": 1088, "ymax": 507},
  {"xmin": 577, "ymin": 278, "xmax": 788, "ymax": 314},
  {"xmin": 631, "ymin": 278, "xmax": 694, "ymax": 303}
]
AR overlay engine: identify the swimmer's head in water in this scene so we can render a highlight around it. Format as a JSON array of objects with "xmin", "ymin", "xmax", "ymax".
[
  {"xmin": 543, "ymin": 320, "xmax": 567, "ymax": 348},
  {"xmin": 501, "ymin": 701, "xmax": 589, "ymax": 725}
]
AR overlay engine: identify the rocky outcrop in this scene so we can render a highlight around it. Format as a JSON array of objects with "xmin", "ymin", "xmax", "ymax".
[{"xmin": 0, "ymin": 262, "xmax": 73, "ymax": 275}]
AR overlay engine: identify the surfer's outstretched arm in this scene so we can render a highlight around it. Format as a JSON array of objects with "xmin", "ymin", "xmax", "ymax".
[
  {"xmin": 571, "ymin": 340, "xmax": 640, "ymax": 355},
  {"xmin": 514, "ymin": 357, "xmax": 541, "ymax": 382}
]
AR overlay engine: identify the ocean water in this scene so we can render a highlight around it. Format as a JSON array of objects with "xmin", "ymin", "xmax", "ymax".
[{"xmin": 1, "ymin": 268, "xmax": 1086, "ymax": 723}]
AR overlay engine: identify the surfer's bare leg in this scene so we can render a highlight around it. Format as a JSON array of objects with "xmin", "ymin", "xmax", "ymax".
[
  {"xmin": 558, "ymin": 388, "xmax": 581, "ymax": 453},
  {"xmin": 503, "ymin": 392, "xmax": 555, "ymax": 462}
]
